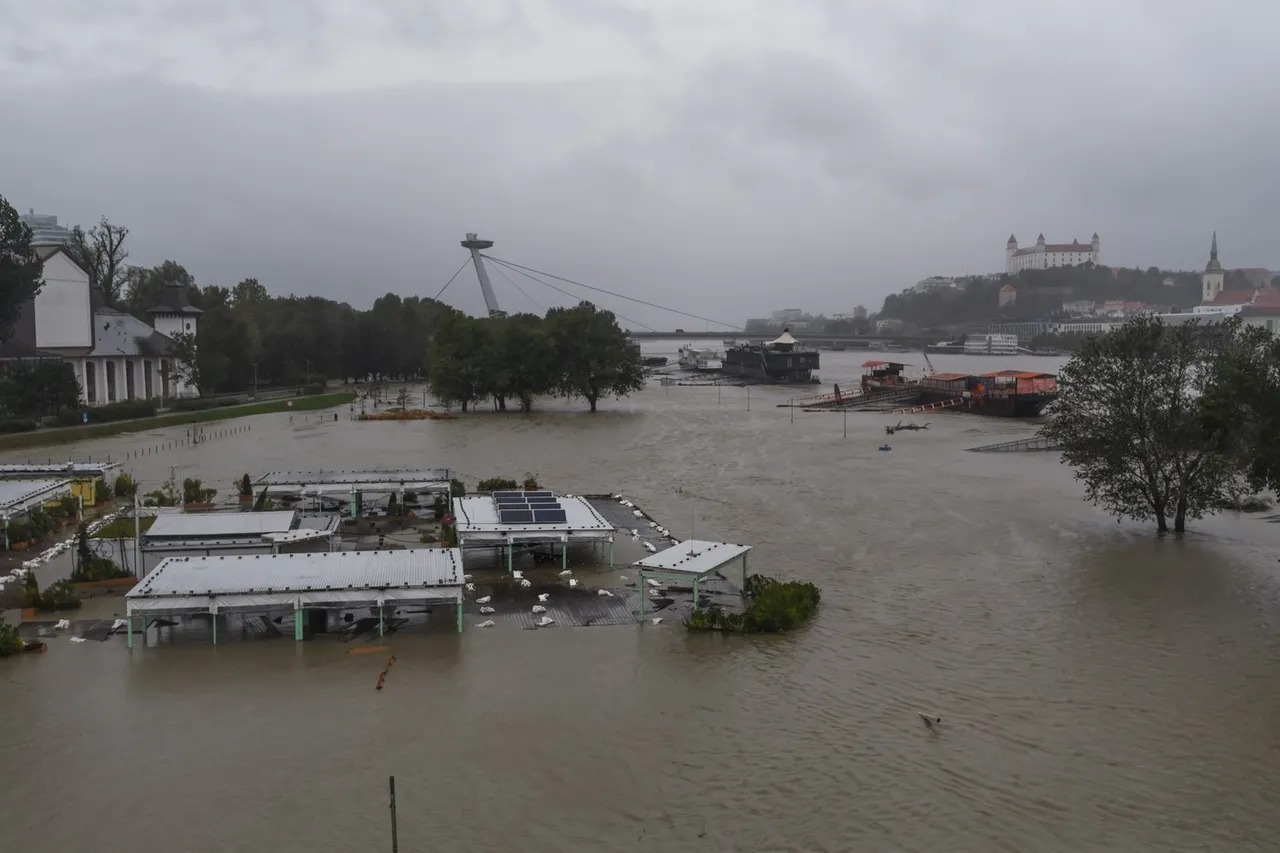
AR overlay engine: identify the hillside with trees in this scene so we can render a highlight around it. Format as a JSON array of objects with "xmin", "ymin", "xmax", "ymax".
[{"xmin": 878, "ymin": 263, "xmax": 1213, "ymax": 329}]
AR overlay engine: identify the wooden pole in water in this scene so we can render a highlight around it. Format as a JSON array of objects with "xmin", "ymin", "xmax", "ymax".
[
  {"xmin": 843, "ymin": 408, "xmax": 847, "ymax": 438},
  {"xmin": 389, "ymin": 775, "xmax": 398, "ymax": 853},
  {"xmin": 790, "ymin": 398, "xmax": 794, "ymax": 423}
]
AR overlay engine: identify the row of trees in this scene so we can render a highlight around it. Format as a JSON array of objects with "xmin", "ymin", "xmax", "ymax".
[
  {"xmin": 427, "ymin": 303, "xmax": 646, "ymax": 412},
  {"xmin": 1044, "ymin": 315, "xmax": 1280, "ymax": 533},
  {"xmin": 2, "ymin": 198, "xmax": 646, "ymax": 409}
]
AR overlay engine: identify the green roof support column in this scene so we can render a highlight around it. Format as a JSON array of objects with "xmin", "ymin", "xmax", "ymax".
[
  {"xmin": 639, "ymin": 571, "xmax": 646, "ymax": 620},
  {"xmin": 295, "ymin": 604, "xmax": 304, "ymax": 641},
  {"xmin": 742, "ymin": 552, "xmax": 749, "ymax": 588},
  {"xmin": 507, "ymin": 540, "xmax": 513, "ymax": 574},
  {"xmin": 456, "ymin": 597, "xmax": 463, "ymax": 633},
  {"xmin": 127, "ymin": 613, "xmax": 133, "ymax": 649},
  {"xmin": 562, "ymin": 537, "xmax": 568, "ymax": 570},
  {"xmin": 609, "ymin": 538, "xmax": 614, "ymax": 569},
  {"xmin": 379, "ymin": 604, "xmax": 384, "ymax": 637},
  {"xmin": 692, "ymin": 576, "xmax": 700, "ymax": 610},
  {"xmin": 211, "ymin": 613, "xmax": 217, "ymax": 645},
  {"xmin": 2, "ymin": 519, "xmax": 8, "ymax": 550}
]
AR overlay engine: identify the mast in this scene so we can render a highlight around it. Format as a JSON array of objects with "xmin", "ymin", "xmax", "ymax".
[{"xmin": 461, "ymin": 233, "xmax": 500, "ymax": 315}]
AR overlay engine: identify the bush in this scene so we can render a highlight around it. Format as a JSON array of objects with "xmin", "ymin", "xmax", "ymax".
[
  {"xmin": 300, "ymin": 384, "xmax": 327, "ymax": 396},
  {"xmin": 55, "ymin": 496, "xmax": 80, "ymax": 520},
  {"xmin": 477, "ymin": 477, "xmax": 519, "ymax": 492},
  {"xmin": 686, "ymin": 574, "xmax": 821, "ymax": 634},
  {"xmin": 182, "ymin": 478, "xmax": 217, "ymax": 504},
  {"xmin": 54, "ymin": 398, "xmax": 158, "ymax": 426},
  {"xmin": 97, "ymin": 475, "xmax": 114, "ymax": 501},
  {"xmin": 24, "ymin": 575, "xmax": 82, "ymax": 612},
  {"xmin": 0, "ymin": 615, "xmax": 23, "ymax": 657},
  {"xmin": 0, "ymin": 418, "xmax": 38, "ymax": 434},
  {"xmin": 449, "ymin": 478, "xmax": 467, "ymax": 498},
  {"xmin": 6, "ymin": 519, "xmax": 31, "ymax": 544},
  {"xmin": 238, "ymin": 473, "xmax": 252, "ymax": 496},
  {"xmin": 114, "ymin": 473, "xmax": 137, "ymax": 499},
  {"xmin": 522, "ymin": 472, "xmax": 540, "ymax": 490}
]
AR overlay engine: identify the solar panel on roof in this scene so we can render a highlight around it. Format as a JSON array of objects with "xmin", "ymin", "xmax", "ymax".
[
  {"xmin": 494, "ymin": 495, "xmax": 526, "ymax": 505},
  {"xmin": 532, "ymin": 508, "xmax": 567, "ymax": 524},
  {"xmin": 523, "ymin": 490, "xmax": 553, "ymax": 497},
  {"xmin": 499, "ymin": 508, "xmax": 534, "ymax": 524},
  {"xmin": 493, "ymin": 491, "xmax": 523, "ymax": 500},
  {"xmin": 525, "ymin": 495, "xmax": 558, "ymax": 504}
]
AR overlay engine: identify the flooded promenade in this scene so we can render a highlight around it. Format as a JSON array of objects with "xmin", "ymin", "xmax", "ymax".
[{"xmin": 3, "ymin": 351, "xmax": 1280, "ymax": 851}]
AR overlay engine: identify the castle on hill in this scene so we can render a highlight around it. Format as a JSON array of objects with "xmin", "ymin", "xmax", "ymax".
[{"xmin": 1006, "ymin": 233, "xmax": 1100, "ymax": 274}]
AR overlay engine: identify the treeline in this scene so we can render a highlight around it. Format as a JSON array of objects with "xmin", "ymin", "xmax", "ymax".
[
  {"xmin": 428, "ymin": 303, "xmax": 645, "ymax": 412},
  {"xmin": 879, "ymin": 264, "xmax": 1223, "ymax": 329}
]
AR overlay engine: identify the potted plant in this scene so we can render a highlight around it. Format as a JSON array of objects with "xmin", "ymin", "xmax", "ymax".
[{"xmin": 237, "ymin": 473, "xmax": 253, "ymax": 504}]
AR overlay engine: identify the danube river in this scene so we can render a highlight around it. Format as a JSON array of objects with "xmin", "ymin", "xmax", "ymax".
[{"xmin": 2, "ymin": 351, "xmax": 1279, "ymax": 852}]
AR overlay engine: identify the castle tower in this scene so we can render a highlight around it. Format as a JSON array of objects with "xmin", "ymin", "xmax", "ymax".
[
  {"xmin": 1091, "ymin": 232, "xmax": 1100, "ymax": 263},
  {"xmin": 1006, "ymin": 234, "xmax": 1017, "ymax": 273},
  {"xmin": 1202, "ymin": 231, "xmax": 1225, "ymax": 304}
]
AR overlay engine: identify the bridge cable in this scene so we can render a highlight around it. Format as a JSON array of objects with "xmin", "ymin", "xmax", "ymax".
[
  {"xmin": 487, "ymin": 260, "xmax": 546, "ymax": 314},
  {"xmin": 433, "ymin": 256, "xmax": 475, "ymax": 302},
  {"xmin": 481, "ymin": 254, "xmax": 741, "ymax": 331},
  {"xmin": 484, "ymin": 256, "xmax": 658, "ymax": 332}
]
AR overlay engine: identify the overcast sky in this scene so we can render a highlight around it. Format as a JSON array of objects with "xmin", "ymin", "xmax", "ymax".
[{"xmin": 1, "ymin": 0, "xmax": 1276, "ymax": 328}]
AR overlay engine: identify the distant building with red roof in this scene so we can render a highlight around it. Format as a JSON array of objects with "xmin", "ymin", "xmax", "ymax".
[{"xmin": 1006, "ymin": 232, "xmax": 1100, "ymax": 274}]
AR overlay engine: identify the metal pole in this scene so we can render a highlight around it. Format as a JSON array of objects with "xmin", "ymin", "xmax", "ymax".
[
  {"xmin": 790, "ymin": 398, "xmax": 794, "ymax": 423},
  {"xmin": 389, "ymin": 776, "xmax": 399, "ymax": 853},
  {"xmin": 133, "ymin": 489, "xmax": 141, "ymax": 577},
  {"xmin": 639, "ymin": 571, "xmax": 646, "ymax": 619},
  {"xmin": 747, "ymin": 387, "xmax": 751, "ymax": 411},
  {"xmin": 843, "ymin": 408, "xmax": 847, "ymax": 438},
  {"xmin": 127, "ymin": 612, "xmax": 133, "ymax": 649},
  {"xmin": 456, "ymin": 598, "xmax": 462, "ymax": 632},
  {"xmin": 379, "ymin": 605, "xmax": 384, "ymax": 636}
]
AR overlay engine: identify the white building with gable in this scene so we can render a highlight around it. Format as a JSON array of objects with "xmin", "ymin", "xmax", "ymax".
[{"xmin": 1006, "ymin": 233, "xmax": 1100, "ymax": 274}]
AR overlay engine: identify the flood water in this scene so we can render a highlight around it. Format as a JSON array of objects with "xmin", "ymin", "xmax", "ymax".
[{"xmin": 3, "ymin": 350, "xmax": 1280, "ymax": 851}]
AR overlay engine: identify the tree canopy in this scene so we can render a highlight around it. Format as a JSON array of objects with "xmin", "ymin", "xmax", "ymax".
[
  {"xmin": 66, "ymin": 216, "xmax": 130, "ymax": 307},
  {"xmin": 427, "ymin": 302, "xmax": 644, "ymax": 412},
  {"xmin": 0, "ymin": 194, "xmax": 43, "ymax": 342},
  {"xmin": 1041, "ymin": 316, "xmax": 1263, "ymax": 533}
]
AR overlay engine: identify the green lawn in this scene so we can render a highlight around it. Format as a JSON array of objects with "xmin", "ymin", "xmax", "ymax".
[{"xmin": 0, "ymin": 392, "xmax": 356, "ymax": 451}]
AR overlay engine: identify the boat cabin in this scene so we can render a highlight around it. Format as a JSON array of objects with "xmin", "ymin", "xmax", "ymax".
[{"xmin": 860, "ymin": 360, "xmax": 913, "ymax": 392}]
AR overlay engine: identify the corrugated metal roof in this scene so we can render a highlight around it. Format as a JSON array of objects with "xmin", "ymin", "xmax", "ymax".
[
  {"xmin": 146, "ymin": 511, "xmax": 297, "ymax": 539},
  {"xmin": 633, "ymin": 540, "xmax": 751, "ymax": 576},
  {"xmin": 128, "ymin": 548, "xmax": 463, "ymax": 598},
  {"xmin": 0, "ymin": 479, "xmax": 74, "ymax": 515},
  {"xmin": 926, "ymin": 372, "xmax": 969, "ymax": 381},
  {"xmin": 262, "ymin": 529, "xmax": 333, "ymax": 544},
  {"xmin": 256, "ymin": 469, "xmax": 451, "ymax": 487},
  {"xmin": 0, "ymin": 462, "xmax": 121, "ymax": 478}
]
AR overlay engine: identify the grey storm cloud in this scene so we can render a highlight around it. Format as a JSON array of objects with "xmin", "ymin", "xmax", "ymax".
[{"xmin": 0, "ymin": 0, "xmax": 1277, "ymax": 328}]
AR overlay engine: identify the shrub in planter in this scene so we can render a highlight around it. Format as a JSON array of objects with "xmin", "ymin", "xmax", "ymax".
[
  {"xmin": 237, "ymin": 474, "xmax": 253, "ymax": 502},
  {"xmin": 182, "ymin": 478, "xmax": 217, "ymax": 504},
  {"xmin": 71, "ymin": 523, "xmax": 133, "ymax": 582},
  {"xmin": 449, "ymin": 478, "xmax": 467, "ymax": 498},
  {"xmin": 687, "ymin": 574, "xmax": 821, "ymax": 634},
  {"xmin": 97, "ymin": 475, "xmax": 115, "ymax": 501},
  {"xmin": 522, "ymin": 472, "xmax": 540, "ymax": 490},
  {"xmin": 114, "ymin": 473, "xmax": 138, "ymax": 499},
  {"xmin": 477, "ymin": 477, "xmax": 519, "ymax": 492},
  {"xmin": 0, "ymin": 615, "xmax": 23, "ymax": 657},
  {"xmin": 23, "ymin": 575, "xmax": 82, "ymax": 612},
  {"xmin": 57, "ymin": 496, "xmax": 80, "ymax": 519}
]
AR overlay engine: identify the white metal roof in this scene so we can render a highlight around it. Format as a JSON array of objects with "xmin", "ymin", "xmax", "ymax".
[
  {"xmin": 0, "ymin": 479, "xmax": 74, "ymax": 517},
  {"xmin": 633, "ymin": 540, "xmax": 752, "ymax": 576},
  {"xmin": 128, "ymin": 548, "xmax": 463, "ymax": 599},
  {"xmin": 452, "ymin": 495, "xmax": 614, "ymax": 542},
  {"xmin": 261, "ymin": 529, "xmax": 334, "ymax": 544},
  {"xmin": 0, "ymin": 462, "xmax": 120, "ymax": 478},
  {"xmin": 145, "ymin": 511, "xmax": 297, "ymax": 539},
  {"xmin": 255, "ymin": 469, "xmax": 452, "ymax": 493}
]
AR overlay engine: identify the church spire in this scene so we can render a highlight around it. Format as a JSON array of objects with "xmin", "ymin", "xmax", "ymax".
[{"xmin": 1210, "ymin": 230, "xmax": 1218, "ymax": 263}]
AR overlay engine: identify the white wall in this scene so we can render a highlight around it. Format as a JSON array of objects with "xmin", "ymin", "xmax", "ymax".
[
  {"xmin": 153, "ymin": 313, "xmax": 196, "ymax": 339},
  {"xmin": 34, "ymin": 253, "xmax": 92, "ymax": 349}
]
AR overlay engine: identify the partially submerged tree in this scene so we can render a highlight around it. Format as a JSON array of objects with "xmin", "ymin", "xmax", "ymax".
[
  {"xmin": 546, "ymin": 302, "xmax": 646, "ymax": 413},
  {"xmin": 0, "ymin": 194, "xmax": 43, "ymax": 341},
  {"xmin": 1041, "ymin": 315, "xmax": 1254, "ymax": 533}
]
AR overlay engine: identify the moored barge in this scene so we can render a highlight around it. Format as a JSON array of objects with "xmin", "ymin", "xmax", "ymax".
[
  {"xmin": 722, "ymin": 330, "xmax": 820, "ymax": 383},
  {"xmin": 919, "ymin": 370, "xmax": 1056, "ymax": 417}
]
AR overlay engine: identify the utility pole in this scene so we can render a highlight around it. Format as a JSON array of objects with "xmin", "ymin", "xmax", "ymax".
[
  {"xmin": 389, "ymin": 776, "xmax": 399, "ymax": 853},
  {"xmin": 253, "ymin": 362, "xmax": 258, "ymax": 398},
  {"xmin": 133, "ymin": 488, "xmax": 141, "ymax": 578}
]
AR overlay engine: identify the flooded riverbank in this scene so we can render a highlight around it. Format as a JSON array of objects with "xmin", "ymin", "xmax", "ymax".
[{"xmin": 3, "ymin": 353, "xmax": 1279, "ymax": 851}]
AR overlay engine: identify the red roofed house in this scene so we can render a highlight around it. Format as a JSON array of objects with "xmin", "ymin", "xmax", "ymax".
[
  {"xmin": 998, "ymin": 283, "xmax": 1017, "ymax": 308},
  {"xmin": 1006, "ymin": 232, "xmax": 1100, "ymax": 274}
]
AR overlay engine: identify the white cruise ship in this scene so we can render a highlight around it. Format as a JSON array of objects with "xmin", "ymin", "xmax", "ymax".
[{"xmin": 964, "ymin": 334, "xmax": 1019, "ymax": 356}]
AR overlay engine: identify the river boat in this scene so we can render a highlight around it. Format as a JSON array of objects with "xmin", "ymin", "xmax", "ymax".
[
  {"xmin": 678, "ymin": 345, "xmax": 723, "ymax": 371},
  {"xmin": 860, "ymin": 360, "xmax": 919, "ymax": 394},
  {"xmin": 964, "ymin": 333, "xmax": 1019, "ymax": 356},
  {"xmin": 722, "ymin": 330, "xmax": 819, "ymax": 383},
  {"xmin": 919, "ymin": 370, "xmax": 1057, "ymax": 417},
  {"xmin": 642, "ymin": 356, "xmax": 668, "ymax": 367}
]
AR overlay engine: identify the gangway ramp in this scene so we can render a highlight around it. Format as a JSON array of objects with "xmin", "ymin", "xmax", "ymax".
[{"xmin": 968, "ymin": 435, "xmax": 1061, "ymax": 452}]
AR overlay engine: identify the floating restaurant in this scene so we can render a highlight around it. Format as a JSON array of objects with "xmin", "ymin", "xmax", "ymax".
[
  {"xmin": 123, "ymin": 548, "xmax": 465, "ymax": 647},
  {"xmin": 452, "ymin": 490, "xmax": 616, "ymax": 570}
]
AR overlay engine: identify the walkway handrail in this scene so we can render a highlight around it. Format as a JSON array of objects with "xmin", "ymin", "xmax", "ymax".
[{"xmin": 967, "ymin": 435, "xmax": 1062, "ymax": 452}]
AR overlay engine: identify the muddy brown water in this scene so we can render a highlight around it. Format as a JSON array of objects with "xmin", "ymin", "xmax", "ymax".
[{"xmin": 3, "ymin": 352, "xmax": 1280, "ymax": 852}]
